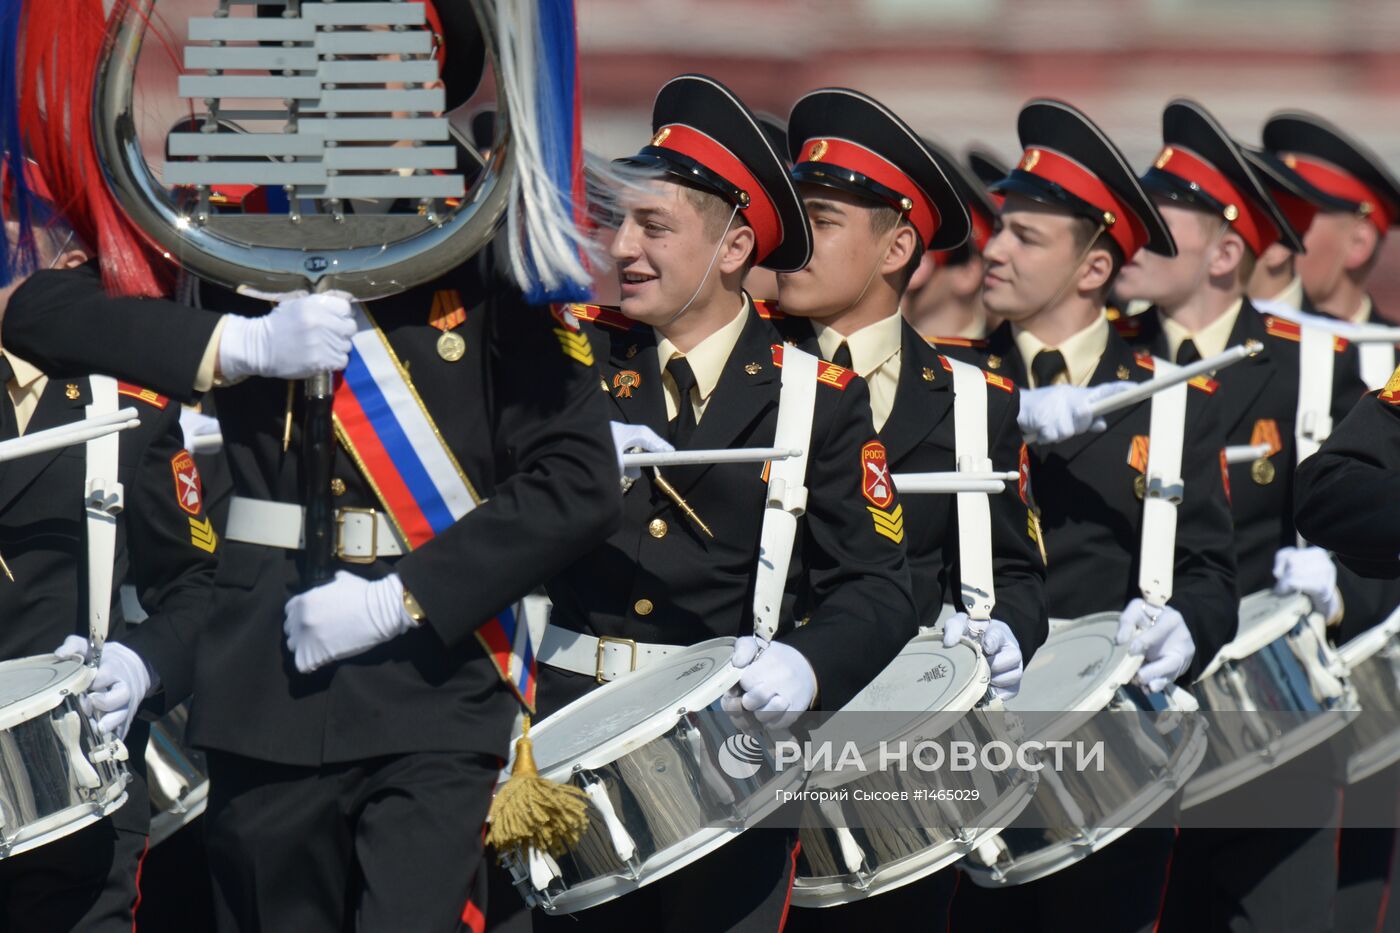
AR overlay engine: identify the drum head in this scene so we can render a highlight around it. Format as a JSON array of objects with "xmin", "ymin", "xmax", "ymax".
[
  {"xmin": 1006, "ymin": 613, "xmax": 1139, "ymax": 741},
  {"xmin": 529, "ymin": 638, "xmax": 740, "ymax": 779},
  {"xmin": 0, "ymin": 655, "xmax": 88, "ymax": 732}
]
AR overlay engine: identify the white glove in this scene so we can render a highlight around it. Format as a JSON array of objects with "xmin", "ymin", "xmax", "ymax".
[
  {"xmin": 1273, "ymin": 546, "xmax": 1342, "ymax": 622},
  {"xmin": 610, "ymin": 421, "xmax": 674, "ymax": 480},
  {"xmin": 219, "ymin": 290, "xmax": 358, "ymax": 382},
  {"xmin": 283, "ymin": 571, "xmax": 418, "ymax": 674},
  {"xmin": 178, "ymin": 407, "xmax": 222, "ymax": 453},
  {"xmin": 944, "ymin": 613, "xmax": 1024, "ymax": 701},
  {"xmin": 54, "ymin": 636, "xmax": 153, "ymax": 740},
  {"xmin": 721, "ymin": 637, "xmax": 817, "ymax": 727},
  {"xmin": 1019, "ymin": 382, "xmax": 1135, "ymax": 444},
  {"xmin": 1116, "ymin": 598, "xmax": 1196, "ymax": 692}
]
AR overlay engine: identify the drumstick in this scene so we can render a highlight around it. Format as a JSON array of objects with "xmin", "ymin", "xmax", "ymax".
[
  {"xmin": 623, "ymin": 447, "xmax": 802, "ymax": 469},
  {"xmin": 0, "ymin": 550, "xmax": 13, "ymax": 582},
  {"xmin": 652, "ymin": 468, "xmax": 714, "ymax": 538},
  {"xmin": 893, "ymin": 471, "xmax": 1018, "ymax": 495},
  {"xmin": 0, "ymin": 410, "xmax": 140, "ymax": 464},
  {"xmin": 1087, "ymin": 340, "xmax": 1264, "ymax": 419},
  {"xmin": 1224, "ymin": 443, "xmax": 1272, "ymax": 465}
]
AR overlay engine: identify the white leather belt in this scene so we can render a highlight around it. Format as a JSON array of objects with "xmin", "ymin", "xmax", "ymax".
[
  {"xmin": 225, "ymin": 496, "xmax": 404, "ymax": 561},
  {"xmin": 537, "ymin": 623, "xmax": 684, "ymax": 683}
]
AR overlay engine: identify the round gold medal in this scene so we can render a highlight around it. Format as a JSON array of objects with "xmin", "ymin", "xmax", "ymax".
[
  {"xmin": 1251, "ymin": 458, "xmax": 1275, "ymax": 486},
  {"xmin": 436, "ymin": 330, "xmax": 466, "ymax": 362}
]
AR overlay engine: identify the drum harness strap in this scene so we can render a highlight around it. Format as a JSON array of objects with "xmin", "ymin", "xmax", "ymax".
[
  {"xmin": 535, "ymin": 345, "xmax": 822, "ymax": 683},
  {"xmin": 947, "ymin": 358, "xmax": 996, "ymax": 626},
  {"xmin": 1292, "ymin": 325, "xmax": 1348, "ymax": 698},
  {"xmin": 84, "ymin": 375, "xmax": 123, "ymax": 659}
]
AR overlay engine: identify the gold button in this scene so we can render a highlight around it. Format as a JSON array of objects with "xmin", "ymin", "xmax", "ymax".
[
  {"xmin": 330, "ymin": 477, "xmax": 347, "ymax": 497},
  {"xmin": 1251, "ymin": 458, "xmax": 1276, "ymax": 486},
  {"xmin": 634, "ymin": 598, "xmax": 654, "ymax": 616},
  {"xmin": 648, "ymin": 518, "xmax": 668, "ymax": 538},
  {"xmin": 987, "ymin": 355, "xmax": 1002, "ymax": 370}
]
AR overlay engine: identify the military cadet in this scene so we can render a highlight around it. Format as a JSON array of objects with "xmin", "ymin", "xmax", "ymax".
[
  {"xmin": 761, "ymin": 87, "xmax": 1046, "ymax": 931},
  {"xmin": 1260, "ymin": 113, "xmax": 1400, "ymax": 933},
  {"xmin": 1110, "ymin": 99, "xmax": 1369, "ymax": 933},
  {"xmin": 939, "ymin": 99, "xmax": 1239, "ymax": 933},
  {"xmin": 0, "ymin": 8, "xmax": 624, "ymax": 931},
  {"xmin": 512, "ymin": 74, "xmax": 917, "ymax": 933},
  {"xmin": 0, "ymin": 168, "xmax": 216, "ymax": 931},
  {"xmin": 1262, "ymin": 112, "xmax": 1400, "ymax": 331},
  {"xmin": 899, "ymin": 137, "xmax": 1002, "ymax": 341},
  {"xmin": 1243, "ymin": 146, "xmax": 1353, "ymax": 313}
]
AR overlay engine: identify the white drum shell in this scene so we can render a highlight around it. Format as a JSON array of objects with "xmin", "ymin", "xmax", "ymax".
[
  {"xmin": 1182, "ymin": 591, "xmax": 1360, "ymax": 809},
  {"xmin": 503, "ymin": 638, "xmax": 804, "ymax": 915},
  {"xmin": 0, "ymin": 658, "xmax": 130, "ymax": 859}
]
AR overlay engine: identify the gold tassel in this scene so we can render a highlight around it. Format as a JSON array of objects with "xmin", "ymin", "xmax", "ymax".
[{"xmin": 486, "ymin": 716, "xmax": 590, "ymax": 857}]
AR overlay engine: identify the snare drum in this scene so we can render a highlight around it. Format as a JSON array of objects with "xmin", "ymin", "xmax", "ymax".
[
  {"xmin": 0, "ymin": 655, "xmax": 130, "ymax": 859},
  {"xmin": 961, "ymin": 613, "xmax": 1207, "ymax": 887},
  {"xmin": 1335, "ymin": 609, "xmax": 1400, "ymax": 785},
  {"xmin": 792, "ymin": 629, "xmax": 1036, "ymax": 907},
  {"xmin": 1182, "ymin": 590, "xmax": 1360, "ymax": 808},
  {"xmin": 501, "ymin": 638, "xmax": 803, "ymax": 915},
  {"xmin": 146, "ymin": 703, "xmax": 209, "ymax": 846}
]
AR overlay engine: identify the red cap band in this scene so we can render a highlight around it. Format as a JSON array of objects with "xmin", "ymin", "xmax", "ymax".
[
  {"xmin": 651, "ymin": 123, "xmax": 782, "ymax": 264},
  {"xmin": 1272, "ymin": 189, "xmax": 1319, "ymax": 241},
  {"xmin": 1152, "ymin": 146, "xmax": 1281, "ymax": 255},
  {"xmin": 795, "ymin": 137, "xmax": 942, "ymax": 249},
  {"xmin": 1015, "ymin": 147, "xmax": 1149, "ymax": 260},
  {"xmin": 1285, "ymin": 154, "xmax": 1397, "ymax": 234}
]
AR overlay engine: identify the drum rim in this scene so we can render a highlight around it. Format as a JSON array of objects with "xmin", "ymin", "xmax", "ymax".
[
  {"xmin": 528, "ymin": 637, "xmax": 742, "ymax": 780},
  {"xmin": 791, "ymin": 770, "xmax": 1039, "ymax": 906},
  {"xmin": 0, "ymin": 655, "xmax": 92, "ymax": 733},
  {"xmin": 1197, "ymin": 589, "xmax": 1312, "ymax": 679},
  {"xmin": 1337, "ymin": 608, "xmax": 1400, "ymax": 670}
]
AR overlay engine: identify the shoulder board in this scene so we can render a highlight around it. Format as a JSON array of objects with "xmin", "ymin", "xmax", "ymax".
[
  {"xmin": 566, "ymin": 303, "xmax": 635, "ymax": 332},
  {"xmin": 1111, "ymin": 314, "xmax": 1144, "ymax": 338},
  {"xmin": 1188, "ymin": 374, "xmax": 1219, "ymax": 394},
  {"xmin": 769, "ymin": 344, "xmax": 854, "ymax": 390},
  {"xmin": 930, "ymin": 335, "xmax": 988, "ymax": 349},
  {"xmin": 1262, "ymin": 315, "xmax": 1349, "ymax": 351},
  {"xmin": 936, "ymin": 354, "xmax": 1015, "ymax": 391},
  {"xmin": 1134, "ymin": 350, "xmax": 1156, "ymax": 372},
  {"xmin": 1263, "ymin": 315, "xmax": 1301, "ymax": 342},
  {"xmin": 117, "ymin": 382, "xmax": 169, "ymax": 409},
  {"xmin": 752, "ymin": 298, "xmax": 785, "ymax": 320}
]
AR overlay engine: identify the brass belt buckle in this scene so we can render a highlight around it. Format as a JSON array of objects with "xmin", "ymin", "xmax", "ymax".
[
  {"xmin": 595, "ymin": 635, "xmax": 639, "ymax": 683},
  {"xmin": 335, "ymin": 507, "xmax": 379, "ymax": 564}
]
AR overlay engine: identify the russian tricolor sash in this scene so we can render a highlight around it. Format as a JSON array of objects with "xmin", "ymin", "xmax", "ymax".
[{"xmin": 332, "ymin": 303, "xmax": 540, "ymax": 711}]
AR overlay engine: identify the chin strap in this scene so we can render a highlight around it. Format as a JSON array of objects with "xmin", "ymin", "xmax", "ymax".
[{"xmin": 660, "ymin": 202, "xmax": 739, "ymax": 329}]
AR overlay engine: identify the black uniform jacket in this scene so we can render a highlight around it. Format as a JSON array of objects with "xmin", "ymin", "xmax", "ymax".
[
  {"xmin": 2, "ymin": 258, "xmax": 620, "ymax": 765},
  {"xmin": 0, "ymin": 367, "xmax": 216, "ymax": 830},
  {"xmin": 1115, "ymin": 302, "xmax": 1367, "ymax": 594},
  {"xmin": 939, "ymin": 319, "xmax": 1238, "ymax": 680},
  {"xmin": 772, "ymin": 313, "xmax": 1047, "ymax": 663},
  {"xmin": 542, "ymin": 298, "xmax": 918, "ymax": 716},
  {"xmin": 1296, "ymin": 387, "xmax": 1400, "ymax": 587}
]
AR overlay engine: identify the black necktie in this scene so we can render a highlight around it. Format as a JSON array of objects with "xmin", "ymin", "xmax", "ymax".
[
  {"xmin": 666, "ymin": 356, "xmax": 698, "ymax": 445},
  {"xmin": 830, "ymin": 341, "xmax": 853, "ymax": 370},
  {"xmin": 0, "ymin": 355, "xmax": 15, "ymax": 441},
  {"xmin": 1175, "ymin": 339, "xmax": 1201, "ymax": 366},
  {"xmin": 1031, "ymin": 348, "xmax": 1067, "ymax": 388}
]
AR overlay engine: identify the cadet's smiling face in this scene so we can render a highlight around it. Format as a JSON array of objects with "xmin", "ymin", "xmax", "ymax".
[
  {"xmin": 979, "ymin": 194, "xmax": 1091, "ymax": 321},
  {"xmin": 776, "ymin": 185, "xmax": 887, "ymax": 318},
  {"xmin": 609, "ymin": 180, "xmax": 732, "ymax": 325}
]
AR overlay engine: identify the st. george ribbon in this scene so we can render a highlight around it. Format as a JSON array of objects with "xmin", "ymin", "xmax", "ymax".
[{"xmin": 91, "ymin": 0, "xmax": 519, "ymax": 583}]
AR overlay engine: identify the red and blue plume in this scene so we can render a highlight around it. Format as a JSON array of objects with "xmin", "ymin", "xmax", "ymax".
[
  {"xmin": 497, "ymin": 0, "xmax": 591, "ymax": 304},
  {"xmin": 0, "ymin": 0, "xmax": 39, "ymax": 286},
  {"xmin": 5, "ymin": 0, "xmax": 170, "ymax": 297}
]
